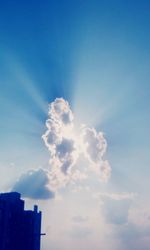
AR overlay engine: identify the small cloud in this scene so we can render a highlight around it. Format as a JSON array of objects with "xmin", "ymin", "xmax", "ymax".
[
  {"xmin": 103, "ymin": 199, "xmax": 131, "ymax": 225},
  {"xmin": 12, "ymin": 169, "xmax": 55, "ymax": 200},
  {"xmin": 82, "ymin": 126, "xmax": 107, "ymax": 161},
  {"xmin": 42, "ymin": 98, "xmax": 79, "ymax": 189},
  {"xmin": 50, "ymin": 97, "xmax": 74, "ymax": 125},
  {"xmin": 97, "ymin": 192, "xmax": 136, "ymax": 225},
  {"xmin": 95, "ymin": 191, "xmax": 136, "ymax": 201},
  {"xmin": 81, "ymin": 126, "xmax": 111, "ymax": 182}
]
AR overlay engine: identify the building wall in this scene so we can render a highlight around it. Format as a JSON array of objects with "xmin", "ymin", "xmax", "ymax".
[{"xmin": 0, "ymin": 192, "xmax": 42, "ymax": 250}]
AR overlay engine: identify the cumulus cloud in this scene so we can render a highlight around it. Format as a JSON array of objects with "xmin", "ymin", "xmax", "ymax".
[
  {"xmin": 96, "ymin": 192, "xmax": 136, "ymax": 225},
  {"xmin": 103, "ymin": 199, "xmax": 131, "ymax": 225},
  {"xmin": 12, "ymin": 169, "xmax": 55, "ymax": 200},
  {"xmin": 42, "ymin": 98, "xmax": 111, "ymax": 191},
  {"xmin": 81, "ymin": 126, "xmax": 107, "ymax": 161},
  {"xmin": 81, "ymin": 126, "xmax": 111, "ymax": 181},
  {"xmin": 42, "ymin": 98, "xmax": 80, "ymax": 189},
  {"xmin": 117, "ymin": 204, "xmax": 150, "ymax": 250},
  {"xmin": 49, "ymin": 97, "xmax": 74, "ymax": 125}
]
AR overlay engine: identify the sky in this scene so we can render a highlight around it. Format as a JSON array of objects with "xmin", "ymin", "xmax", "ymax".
[{"xmin": 0, "ymin": 0, "xmax": 150, "ymax": 249}]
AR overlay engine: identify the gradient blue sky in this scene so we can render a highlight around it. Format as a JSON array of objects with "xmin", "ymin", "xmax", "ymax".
[{"xmin": 0, "ymin": 1, "xmax": 150, "ymax": 250}]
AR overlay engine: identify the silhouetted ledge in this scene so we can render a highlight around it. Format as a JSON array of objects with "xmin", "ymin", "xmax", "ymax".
[{"xmin": 0, "ymin": 192, "xmax": 42, "ymax": 250}]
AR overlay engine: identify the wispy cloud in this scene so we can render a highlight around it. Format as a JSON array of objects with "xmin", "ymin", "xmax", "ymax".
[{"xmin": 94, "ymin": 192, "xmax": 136, "ymax": 201}]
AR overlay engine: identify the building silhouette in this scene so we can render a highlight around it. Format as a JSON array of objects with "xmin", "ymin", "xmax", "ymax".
[{"xmin": 0, "ymin": 192, "xmax": 42, "ymax": 250}]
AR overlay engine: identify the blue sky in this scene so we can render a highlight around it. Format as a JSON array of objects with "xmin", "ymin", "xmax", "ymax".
[{"xmin": 0, "ymin": 1, "xmax": 150, "ymax": 250}]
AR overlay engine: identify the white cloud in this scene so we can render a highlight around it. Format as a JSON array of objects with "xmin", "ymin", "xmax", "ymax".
[
  {"xmin": 95, "ymin": 192, "xmax": 136, "ymax": 201},
  {"xmin": 128, "ymin": 206, "xmax": 150, "ymax": 230},
  {"xmin": 42, "ymin": 98, "xmax": 80, "ymax": 190},
  {"xmin": 94, "ymin": 191, "xmax": 136, "ymax": 225},
  {"xmin": 81, "ymin": 126, "xmax": 107, "ymax": 161},
  {"xmin": 50, "ymin": 97, "xmax": 74, "ymax": 125},
  {"xmin": 81, "ymin": 126, "xmax": 111, "ymax": 181},
  {"xmin": 42, "ymin": 98, "xmax": 111, "ymax": 191},
  {"xmin": 12, "ymin": 168, "xmax": 55, "ymax": 200},
  {"xmin": 117, "ymin": 204, "xmax": 150, "ymax": 250}
]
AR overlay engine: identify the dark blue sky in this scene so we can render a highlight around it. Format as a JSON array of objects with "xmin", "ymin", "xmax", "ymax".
[
  {"xmin": 1, "ymin": 0, "xmax": 150, "ymax": 102},
  {"xmin": 0, "ymin": 0, "xmax": 150, "ymax": 178}
]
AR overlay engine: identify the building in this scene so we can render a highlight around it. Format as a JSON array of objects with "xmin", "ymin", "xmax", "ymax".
[{"xmin": 0, "ymin": 192, "xmax": 42, "ymax": 250}]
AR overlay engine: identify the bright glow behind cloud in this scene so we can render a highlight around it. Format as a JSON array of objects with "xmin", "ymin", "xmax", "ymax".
[{"xmin": 42, "ymin": 98, "xmax": 111, "ymax": 191}]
